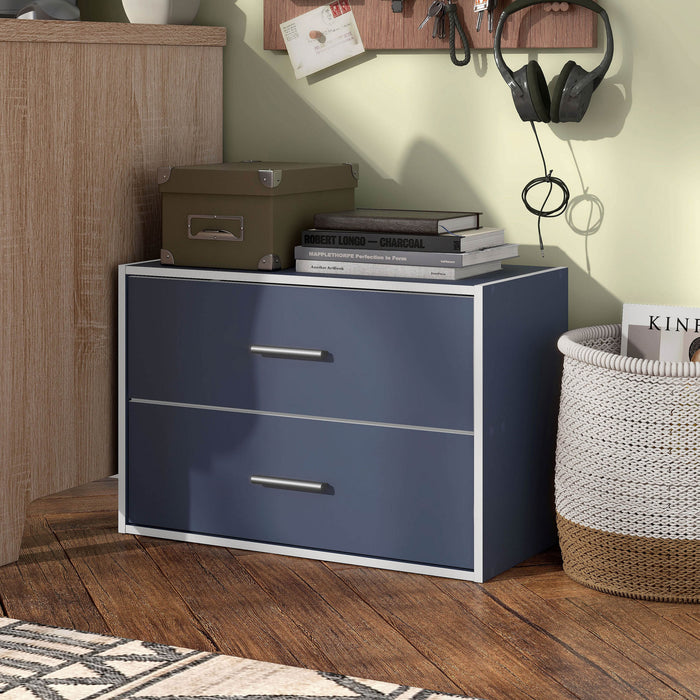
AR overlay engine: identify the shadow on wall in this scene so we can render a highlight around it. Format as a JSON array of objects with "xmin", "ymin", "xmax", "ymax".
[
  {"xmin": 77, "ymin": 0, "xmax": 127, "ymax": 21},
  {"xmin": 201, "ymin": 3, "xmax": 487, "ymax": 214},
  {"xmin": 500, "ymin": 5, "xmax": 631, "ymax": 272},
  {"xmin": 550, "ymin": 5, "xmax": 631, "ymax": 272},
  {"xmin": 514, "ymin": 244, "xmax": 621, "ymax": 328},
  {"xmin": 549, "ymin": 5, "xmax": 632, "ymax": 143},
  {"xmin": 76, "ymin": 1, "xmax": 481, "ymax": 213},
  {"xmin": 202, "ymin": 2, "xmax": 627, "ymax": 328},
  {"xmin": 87, "ymin": 0, "xmax": 624, "ymax": 326}
]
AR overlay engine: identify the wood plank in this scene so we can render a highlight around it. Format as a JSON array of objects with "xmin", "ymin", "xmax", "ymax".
[
  {"xmin": 519, "ymin": 569, "xmax": 603, "ymax": 600},
  {"xmin": 45, "ymin": 511, "xmax": 118, "ymax": 532},
  {"xmin": 489, "ymin": 547, "xmax": 564, "ymax": 582},
  {"xmin": 237, "ymin": 553, "xmax": 462, "ymax": 696},
  {"xmin": 26, "ymin": 477, "xmax": 118, "ymax": 517},
  {"xmin": 0, "ymin": 18, "xmax": 226, "ymax": 46},
  {"xmin": 548, "ymin": 595, "xmax": 700, "ymax": 698},
  {"xmin": 0, "ymin": 516, "xmax": 109, "ymax": 634},
  {"xmin": 639, "ymin": 602, "xmax": 700, "ymax": 641},
  {"xmin": 437, "ymin": 577, "xmax": 685, "ymax": 699},
  {"xmin": 137, "ymin": 536, "xmax": 335, "ymax": 670},
  {"xmin": 333, "ymin": 564, "xmax": 578, "ymax": 700},
  {"xmin": 48, "ymin": 523, "xmax": 217, "ymax": 652}
]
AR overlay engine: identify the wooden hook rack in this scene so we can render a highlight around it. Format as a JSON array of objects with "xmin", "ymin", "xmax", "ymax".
[{"xmin": 263, "ymin": 0, "xmax": 597, "ymax": 52}]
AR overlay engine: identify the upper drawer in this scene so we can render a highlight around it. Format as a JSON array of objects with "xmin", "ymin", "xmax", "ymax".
[{"xmin": 126, "ymin": 276, "xmax": 474, "ymax": 431}]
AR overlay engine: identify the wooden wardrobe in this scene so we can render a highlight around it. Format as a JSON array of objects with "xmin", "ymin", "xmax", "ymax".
[{"xmin": 0, "ymin": 19, "xmax": 225, "ymax": 565}]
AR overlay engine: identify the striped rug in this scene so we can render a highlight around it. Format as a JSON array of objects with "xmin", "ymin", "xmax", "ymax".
[{"xmin": 0, "ymin": 618, "xmax": 483, "ymax": 699}]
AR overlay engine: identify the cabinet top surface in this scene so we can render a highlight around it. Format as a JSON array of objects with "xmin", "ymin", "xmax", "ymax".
[
  {"xmin": 123, "ymin": 261, "xmax": 566, "ymax": 296},
  {"xmin": 0, "ymin": 19, "xmax": 226, "ymax": 46}
]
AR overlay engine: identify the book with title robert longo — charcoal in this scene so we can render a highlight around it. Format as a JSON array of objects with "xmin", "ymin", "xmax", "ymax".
[
  {"xmin": 621, "ymin": 303, "xmax": 700, "ymax": 362},
  {"xmin": 300, "ymin": 226, "xmax": 505, "ymax": 253}
]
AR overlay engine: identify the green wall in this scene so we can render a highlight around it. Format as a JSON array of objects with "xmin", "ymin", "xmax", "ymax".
[{"xmin": 81, "ymin": 1, "xmax": 700, "ymax": 328}]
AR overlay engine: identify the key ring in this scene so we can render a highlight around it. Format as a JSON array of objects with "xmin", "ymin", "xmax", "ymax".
[{"xmin": 444, "ymin": 0, "xmax": 471, "ymax": 66}]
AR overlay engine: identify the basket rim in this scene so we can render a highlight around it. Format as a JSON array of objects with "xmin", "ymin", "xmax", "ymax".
[{"xmin": 558, "ymin": 323, "xmax": 700, "ymax": 377}]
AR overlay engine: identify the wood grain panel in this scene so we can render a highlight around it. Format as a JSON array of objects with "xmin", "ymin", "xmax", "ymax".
[
  {"xmin": 238, "ymin": 553, "xmax": 462, "ymax": 694},
  {"xmin": 0, "ymin": 18, "xmax": 226, "ymax": 46},
  {"xmin": 435, "ymin": 577, "xmax": 679, "ymax": 699},
  {"xmin": 0, "ymin": 27, "xmax": 224, "ymax": 566},
  {"xmin": 547, "ymin": 594, "xmax": 700, "ymax": 698},
  {"xmin": 139, "ymin": 538, "xmax": 335, "ymax": 669},
  {"xmin": 0, "ymin": 516, "xmax": 111, "ymax": 634},
  {"xmin": 53, "ymin": 524, "xmax": 219, "ymax": 650},
  {"xmin": 332, "ymin": 565, "xmax": 577, "ymax": 699},
  {"xmin": 263, "ymin": 0, "xmax": 596, "ymax": 51}
]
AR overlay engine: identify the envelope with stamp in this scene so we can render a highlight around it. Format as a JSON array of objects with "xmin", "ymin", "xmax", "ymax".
[{"xmin": 280, "ymin": 1, "xmax": 365, "ymax": 79}]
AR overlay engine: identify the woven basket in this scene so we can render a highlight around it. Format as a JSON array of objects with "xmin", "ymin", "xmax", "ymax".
[{"xmin": 555, "ymin": 324, "xmax": 699, "ymax": 603}]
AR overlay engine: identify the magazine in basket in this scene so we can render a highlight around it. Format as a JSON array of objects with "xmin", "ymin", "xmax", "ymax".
[{"xmin": 621, "ymin": 303, "xmax": 700, "ymax": 362}]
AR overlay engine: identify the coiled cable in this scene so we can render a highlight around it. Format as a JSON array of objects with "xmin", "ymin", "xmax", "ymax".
[{"xmin": 521, "ymin": 121, "xmax": 569, "ymax": 252}]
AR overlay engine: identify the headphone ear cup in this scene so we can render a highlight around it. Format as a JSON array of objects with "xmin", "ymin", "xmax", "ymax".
[
  {"xmin": 550, "ymin": 60, "xmax": 577, "ymax": 123},
  {"xmin": 552, "ymin": 61, "xmax": 596, "ymax": 122},
  {"xmin": 526, "ymin": 60, "xmax": 551, "ymax": 123},
  {"xmin": 509, "ymin": 60, "xmax": 551, "ymax": 123}
]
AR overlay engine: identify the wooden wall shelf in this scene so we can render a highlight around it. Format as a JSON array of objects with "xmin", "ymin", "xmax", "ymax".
[{"xmin": 264, "ymin": 0, "xmax": 597, "ymax": 52}]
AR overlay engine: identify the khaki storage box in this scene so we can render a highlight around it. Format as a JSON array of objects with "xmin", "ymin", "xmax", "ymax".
[{"xmin": 159, "ymin": 162, "xmax": 358, "ymax": 270}]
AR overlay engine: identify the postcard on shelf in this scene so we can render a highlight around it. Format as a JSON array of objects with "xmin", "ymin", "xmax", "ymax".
[
  {"xmin": 621, "ymin": 303, "xmax": 700, "ymax": 362},
  {"xmin": 280, "ymin": 1, "xmax": 365, "ymax": 80}
]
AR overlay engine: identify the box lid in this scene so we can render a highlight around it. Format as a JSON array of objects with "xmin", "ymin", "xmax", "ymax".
[{"xmin": 158, "ymin": 161, "xmax": 359, "ymax": 196}]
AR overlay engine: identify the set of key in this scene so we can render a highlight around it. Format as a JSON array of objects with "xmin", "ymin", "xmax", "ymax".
[
  {"xmin": 418, "ymin": 0, "xmax": 498, "ymax": 37},
  {"xmin": 473, "ymin": 0, "xmax": 497, "ymax": 32},
  {"xmin": 418, "ymin": 0, "xmax": 447, "ymax": 39}
]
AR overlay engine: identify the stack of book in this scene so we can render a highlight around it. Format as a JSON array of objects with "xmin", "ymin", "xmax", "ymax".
[{"xmin": 294, "ymin": 208, "xmax": 518, "ymax": 280}]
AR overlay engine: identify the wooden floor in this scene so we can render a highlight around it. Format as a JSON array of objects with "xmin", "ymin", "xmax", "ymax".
[{"xmin": 0, "ymin": 478, "xmax": 698, "ymax": 700}]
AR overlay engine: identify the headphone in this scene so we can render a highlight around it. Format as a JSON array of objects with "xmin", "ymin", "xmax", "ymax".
[{"xmin": 493, "ymin": 0, "xmax": 613, "ymax": 123}]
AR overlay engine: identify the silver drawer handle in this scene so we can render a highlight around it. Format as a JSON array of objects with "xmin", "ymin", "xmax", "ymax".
[
  {"xmin": 250, "ymin": 475, "xmax": 329, "ymax": 494},
  {"xmin": 249, "ymin": 344, "xmax": 326, "ymax": 360}
]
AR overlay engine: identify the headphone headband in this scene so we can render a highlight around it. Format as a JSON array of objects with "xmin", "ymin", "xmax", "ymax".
[{"xmin": 494, "ymin": 0, "xmax": 614, "ymax": 99}]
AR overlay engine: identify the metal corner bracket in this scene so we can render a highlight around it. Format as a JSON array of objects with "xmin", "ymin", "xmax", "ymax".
[
  {"xmin": 157, "ymin": 166, "xmax": 173, "ymax": 185},
  {"xmin": 258, "ymin": 254, "xmax": 282, "ymax": 271},
  {"xmin": 258, "ymin": 169, "xmax": 283, "ymax": 188}
]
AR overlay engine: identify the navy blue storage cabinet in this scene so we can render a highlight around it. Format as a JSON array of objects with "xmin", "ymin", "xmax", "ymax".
[{"xmin": 118, "ymin": 262, "xmax": 567, "ymax": 581}]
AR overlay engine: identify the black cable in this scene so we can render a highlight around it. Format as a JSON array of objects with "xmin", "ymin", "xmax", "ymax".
[{"xmin": 521, "ymin": 121, "xmax": 569, "ymax": 252}]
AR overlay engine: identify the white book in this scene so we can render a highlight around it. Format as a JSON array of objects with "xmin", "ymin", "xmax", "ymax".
[
  {"xmin": 621, "ymin": 303, "xmax": 700, "ymax": 362},
  {"xmin": 295, "ymin": 259, "xmax": 502, "ymax": 281}
]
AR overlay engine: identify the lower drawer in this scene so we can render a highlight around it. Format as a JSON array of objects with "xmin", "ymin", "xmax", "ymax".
[{"xmin": 127, "ymin": 402, "xmax": 474, "ymax": 570}]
